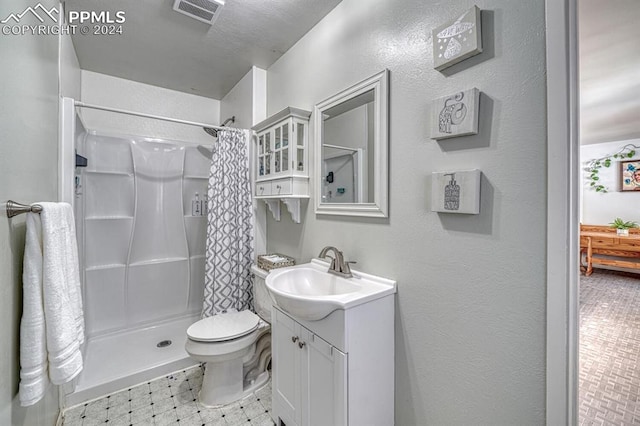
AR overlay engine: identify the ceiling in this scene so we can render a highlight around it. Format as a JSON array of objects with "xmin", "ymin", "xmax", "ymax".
[
  {"xmin": 579, "ymin": 0, "xmax": 640, "ymax": 145},
  {"xmin": 64, "ymin": 0, "xmax": 342, "ymax": 100}
]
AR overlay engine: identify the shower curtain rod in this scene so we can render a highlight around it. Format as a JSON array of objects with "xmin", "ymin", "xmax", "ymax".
[{"xmin": 74, "ymin": 100, "xmax": 227, "ymax": 131}]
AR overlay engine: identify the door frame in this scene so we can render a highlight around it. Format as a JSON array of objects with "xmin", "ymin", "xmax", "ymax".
[{"xmin": 545, "ymin": 0, "xmax": 579, "ymax": 424}]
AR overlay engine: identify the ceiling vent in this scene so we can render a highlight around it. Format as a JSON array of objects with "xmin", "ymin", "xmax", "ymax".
[{"xmin": 173, "ymin": 0, "xmax": 225, "ymax": 25}]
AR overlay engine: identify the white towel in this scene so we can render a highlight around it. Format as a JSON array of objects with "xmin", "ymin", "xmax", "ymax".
[
  {"xmin": 19, "ymin": 203, "xmax": 85, "ymax": 406},
  {"xmin": 19, "ymin": 213, "xmax": 48, "ymax": 406}
]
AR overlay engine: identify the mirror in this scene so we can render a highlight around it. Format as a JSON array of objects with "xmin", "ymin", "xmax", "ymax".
[{"xmin": 314, "ymin": 69, "xmax": 389, "ymax": 217}]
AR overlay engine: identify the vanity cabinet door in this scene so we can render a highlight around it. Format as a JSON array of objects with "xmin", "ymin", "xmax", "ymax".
[
  {"xmin": 273, "ymin": 308, "xmax": 302, "ymax": 426},
  {"xmin": 273, "ymin": 307, "xmax": 347, "ymax": 426},
  {"xmin": 301, "ymin": 330, "xmax": 347, "ymax": 426}
]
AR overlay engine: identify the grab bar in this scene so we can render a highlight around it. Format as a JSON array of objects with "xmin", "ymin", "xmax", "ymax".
[{"xmin": 6, "ymin": 200, "xmax": 43, "ymax": 218}]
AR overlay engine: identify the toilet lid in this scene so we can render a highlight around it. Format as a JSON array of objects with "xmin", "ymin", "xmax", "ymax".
[{"xmin": 187, "ymin": 310, "xmax": 260, "ymax": 342}]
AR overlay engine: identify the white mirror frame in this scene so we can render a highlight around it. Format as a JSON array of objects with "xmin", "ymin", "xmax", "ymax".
[{"xmin": 314, "ymin": 69, "xmax": 389, "ymax": 218}]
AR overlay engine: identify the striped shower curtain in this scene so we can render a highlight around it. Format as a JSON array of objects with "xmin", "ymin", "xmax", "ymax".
[{"xmin": 202, "ymin": 128, "xmax": 254, "ymax": 317}]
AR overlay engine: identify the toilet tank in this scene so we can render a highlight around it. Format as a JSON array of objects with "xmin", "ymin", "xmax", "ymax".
[{"xmin": 251, "ymin": 265, "xmax": 272, "ymax": 323}]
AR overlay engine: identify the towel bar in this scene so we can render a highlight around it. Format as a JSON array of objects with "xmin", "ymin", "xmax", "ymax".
[{"xmin": 6, "ymin": 200, "xmax": 43, "ymax": 218}]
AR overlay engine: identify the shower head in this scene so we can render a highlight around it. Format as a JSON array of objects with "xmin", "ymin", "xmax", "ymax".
[
  {"xmin": 203, "ymin": 127, "xmax": 218, "ymax": 137},
  {"xmin": 203, "ymin": 116, "xmax": 235, "ymax": 138},
  {"xmin": 197, "ymin": 145, "xmax": 213, "ymax": 158}
]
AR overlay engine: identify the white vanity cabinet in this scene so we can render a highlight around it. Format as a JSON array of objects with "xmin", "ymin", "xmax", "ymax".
[
  {"xmin": 252, "ymin": 107, "xmax": 311, "ymax": 223},
  {"xmin": 271, "ymin": 296, "xmax": 395, "ymax": 426},
  {"xmin": 273, "ymin": 308, "xmax": 348, "ymax": 426}
]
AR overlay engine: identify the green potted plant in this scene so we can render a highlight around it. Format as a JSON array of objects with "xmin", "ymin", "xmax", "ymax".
[{"xmin": 609, "ymin": 217, "xmax": 639, "ymax": 236}]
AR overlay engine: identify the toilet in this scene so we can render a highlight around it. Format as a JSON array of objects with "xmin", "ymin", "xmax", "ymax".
[{"xmin": 185, "ymin": 265, "xmax": 272, "ymax": 407}]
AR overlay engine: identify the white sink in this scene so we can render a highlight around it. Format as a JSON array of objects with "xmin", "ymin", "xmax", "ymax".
[{"xmin": 265, "ymin": 259, "xmax": 396, "ymax": 321}]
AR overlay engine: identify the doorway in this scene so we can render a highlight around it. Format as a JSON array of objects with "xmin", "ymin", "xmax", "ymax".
[
  {"xmin": 577, "ymin": 0, "xmax": 640, "ymax": 423},
  {"xmin": 546, "ymin": 0, "xmax": 640, "ymax": 424}
]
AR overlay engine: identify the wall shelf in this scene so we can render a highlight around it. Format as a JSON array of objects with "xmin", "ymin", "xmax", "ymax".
[
  {"xmin": 260, "ymin": 196, "xmax": 308, "ymax": 224},
  {"xmin": 264, "ymin": 199, "xmax": 281, "ymax": 222},
  {"xmin": 84, "ymin": 170, "xmax": 134, "ymax": 176},
  {"xmin": 253, "ymin": 107, "xmax": 311, "ymax": 224}
]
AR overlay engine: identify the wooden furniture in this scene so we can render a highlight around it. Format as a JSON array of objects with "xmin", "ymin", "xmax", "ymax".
[
  {"xmin": 252, "ymin": 107, "xmax": 311, "ymax": 224},
  {"xmin": 580, "ymin": 224, "xmax": 640, "ymax": 275}
]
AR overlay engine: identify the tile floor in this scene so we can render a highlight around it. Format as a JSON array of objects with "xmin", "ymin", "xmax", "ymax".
[
  {"xmin": 62, "ymin": 365, "xmax": 275, "ymax": 426},
  {"xmin": 580, "ymin": 270, "xmax": 640, "ymax": 425}
]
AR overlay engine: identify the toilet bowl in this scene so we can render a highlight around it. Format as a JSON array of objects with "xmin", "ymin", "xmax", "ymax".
[{"xmin": 185, "ymin": 265, "xmax": 272, "ymax": 407}]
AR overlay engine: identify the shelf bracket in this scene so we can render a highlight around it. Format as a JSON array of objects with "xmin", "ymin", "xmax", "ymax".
[
  {"xmin": 282, "ymin": 198, "xmax": 302, "ymax": 223},
  {"xmin": 264, "ymin": 199, "xmax": 281, "ymax": 222}
]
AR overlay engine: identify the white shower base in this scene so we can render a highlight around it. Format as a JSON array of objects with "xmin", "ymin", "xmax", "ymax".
[{"xmin": 67, "ymin": 314, "xmax": 200, "ymax": 406}]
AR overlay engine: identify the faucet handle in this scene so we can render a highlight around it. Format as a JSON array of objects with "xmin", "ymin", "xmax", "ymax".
[{"xmin": 343, "ymin": 260, "xmax": 357, "ymax": 274}]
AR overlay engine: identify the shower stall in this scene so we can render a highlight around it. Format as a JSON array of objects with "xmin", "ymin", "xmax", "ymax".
[{"xmin": 61, "ymin": 99, "xmax": 235, "ymax": 404}]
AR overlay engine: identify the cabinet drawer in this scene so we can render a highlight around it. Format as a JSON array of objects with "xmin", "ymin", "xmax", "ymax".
[
  {"xmin": 271, "ymin": 178, "xmax": 292, "ymax": 195},
  {"xmin": 255, "ymin": 182, "xmax": 271, "ymax": 196}
]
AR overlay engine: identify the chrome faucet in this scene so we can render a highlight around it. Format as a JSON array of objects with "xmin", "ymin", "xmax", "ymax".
[{"xmin": 318, "ymin": 246, "xmax": 356, "ymax": 278}]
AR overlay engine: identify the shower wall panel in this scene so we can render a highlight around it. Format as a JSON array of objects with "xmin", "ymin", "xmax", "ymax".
[{"xmin": 81, "ymin": 132, "xmax": 210, "ymax": 337}]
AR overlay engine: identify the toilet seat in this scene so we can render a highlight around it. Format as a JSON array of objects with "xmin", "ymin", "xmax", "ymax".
[{"xmin": 187, "ymin": 310, "xmax": 260, "ymax": 343}]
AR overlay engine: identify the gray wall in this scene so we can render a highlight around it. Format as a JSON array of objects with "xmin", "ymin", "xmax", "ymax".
[
  {"xmin": 0, "ymin": 0, "xmax": 63, "ymax": 424},
  {"xmin": 265, "ymin": 0, "xmax": 547, "ymax": 424}
]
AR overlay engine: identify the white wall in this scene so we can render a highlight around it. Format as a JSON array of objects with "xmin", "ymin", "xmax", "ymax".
[
  {"xmin": 323, "ymin": 105, "xmax": 368, "ymax": 202},
  {"xmin": 80, "ymin": 71, "xmax": 221, "ymax": 144},
  {"xmin": 58, "ymin": 29, "xmax": 82, "ymax": 206},
  {"xmin": 0, "ymin": 0, "xmax": 63, "ymax": 424},
  {"xmin": 324, "ymin": 105, "xmax": 369, "ymax": 153},
  {"xmin": 220, "ymin": 66, "xmax": 268, "ymax": 256},
  {"xmin": 59, "ymin": 29, "xmax": 81, "ymax": 100},
  {"xmin": 220, "ymin": 67, "xmax": 255, "ymax": 130},
  {"xmin": 265, "ymin": 0, "xmax": 547, "ymax": 424},
  {"xmin": 581, "ymin": 139, "xmax": 640, "ymax": 224}
]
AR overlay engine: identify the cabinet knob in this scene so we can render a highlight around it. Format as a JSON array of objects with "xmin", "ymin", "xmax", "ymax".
[
  {"xmin": 291, "ymin": 336, "xmax": 299, "ymax": 343},
  {"xmin": 298, "ymin": 341, "xmax": 306, "ymax": 349},
  {"xmin": 276, "ymin": 185, "xmax": 281, "ymax": 190}
]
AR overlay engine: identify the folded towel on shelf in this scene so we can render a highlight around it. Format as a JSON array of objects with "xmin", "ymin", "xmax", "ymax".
[{"xmin": 19, "ymin": 202, "xmax": 85, "ymax": 406}]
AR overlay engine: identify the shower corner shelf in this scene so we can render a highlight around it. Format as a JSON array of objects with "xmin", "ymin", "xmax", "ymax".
[
  {"xmin": 86, "ymin": 263, "xmax": 127, "ymax": 272},
  {"xmin": 86, "ymin": 215, "xmax": 134, "ymax": 220},
  {"xmin": 84, "ymin": 169, "xmax": 134, "ymax": 177}
]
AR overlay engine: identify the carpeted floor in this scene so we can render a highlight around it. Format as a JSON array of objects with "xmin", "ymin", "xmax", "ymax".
[{"xmin": 580, "ymin": 270, "xmax": 640, "ymax": 425}]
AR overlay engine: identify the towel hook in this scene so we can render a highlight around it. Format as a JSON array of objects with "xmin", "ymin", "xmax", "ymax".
[{"xmin": 6, "ymin": 200, "xmax": 43, "ymax": 218}]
